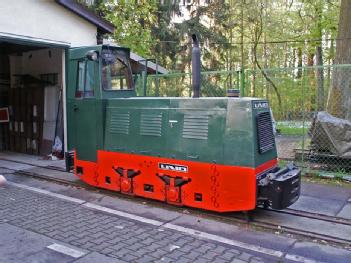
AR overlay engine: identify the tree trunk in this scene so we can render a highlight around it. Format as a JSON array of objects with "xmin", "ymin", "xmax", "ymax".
[
  {"xmin": 327, "ymin": 0, "xmax": 351, "ymax": 119},
  {"xmin": 284, "ymin": 43, "xmax": 288, "ymax": 68},
  {"xmin": 297, "ymin": 47, "xmax": 302, "ymax": 79},
  {"xmin": 307, "ymin": 52, "xmax": 315, "ymax": 111},
  {"xmin": 315, "ymin": 2, "xmax": 324, "ymax": 111},
  {"xmin": 240, "ymin": 0, "xmax": 244, "ymax": 71},
  {"xmin": 316, "ymin": 46, "xmax": 324, "ymax": 111},
  {"xmin": 291, "ymin": 48, "xmax": 295, "ymax": 69},
  {"xmin": 250, "ymin": 45, "xmax": 256, "ymax": 97},
  {"xmin": 326, "ymin": 39, "xmax": 334, "ymax": 91}
]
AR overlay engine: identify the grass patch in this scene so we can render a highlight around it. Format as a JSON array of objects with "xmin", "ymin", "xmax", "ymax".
[
  {"xmin": 302, "ymin": 174, "xmax": 351, "ymax": 188},
  {"xmin": 276, "ymin": 121, "xmax": 310, "ymax": 136},
  {"xmin": 276, "ymin": 125, "xmax": 306, "ymax": 135},
  {"xmin": 302, "ymin": 169, "xmax": 351, "ymax": 188}
]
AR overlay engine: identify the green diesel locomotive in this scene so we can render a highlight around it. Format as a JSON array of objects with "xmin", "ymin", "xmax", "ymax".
[{"xmin": 66, "ymin": 41, "xmax": 300, "ymax": 212}]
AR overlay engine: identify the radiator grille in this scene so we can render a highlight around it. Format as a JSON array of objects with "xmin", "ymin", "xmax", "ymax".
[
  {"xmin": 256, "ymin": 111, "xmax": 275, "ymax": 153},
  {"xmin": 140, "ymin": 113, "xmax": 163, "ymax": 136},
  {"xmin": 110, "ymin": 112, "xmax": 130, "ymax": 135},
  {"xmin": 182, "ymin": 114, "xmax": 209, "ymax": 140}
]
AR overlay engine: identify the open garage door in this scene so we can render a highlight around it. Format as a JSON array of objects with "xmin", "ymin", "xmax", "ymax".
[{"xmin": 0, "ymin": 34, "xmax": 69, "ymax": 160}]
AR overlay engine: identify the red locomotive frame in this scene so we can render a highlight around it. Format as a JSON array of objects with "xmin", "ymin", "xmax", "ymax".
[{"xmin": 74, "ymin": 150, "xmax": 277, "ymax": 212}]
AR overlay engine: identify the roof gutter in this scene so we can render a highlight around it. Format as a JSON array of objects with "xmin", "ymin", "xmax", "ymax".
[{"xmin": 55, "ymin": 0, "xmax": 115, "ymax": 34}]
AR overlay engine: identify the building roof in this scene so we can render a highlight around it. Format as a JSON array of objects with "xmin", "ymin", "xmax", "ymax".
[
  {"xmin": 55, "ymin": 0, "xmax": 115, "ymax": 34},
  {"xmin": 103, "ymin": 40, "xmax": 169, "ymax": 74},
  {"xmin": 130, "ymin": 52, "xmax": 169, "ymax": 75}
]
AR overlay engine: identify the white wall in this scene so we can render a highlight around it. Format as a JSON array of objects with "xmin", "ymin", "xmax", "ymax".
[{"xmin": 0, "ymin": 0, "xmax": 98, "ymax": 47}]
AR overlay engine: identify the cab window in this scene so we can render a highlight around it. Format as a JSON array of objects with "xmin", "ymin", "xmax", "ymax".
[
  {"xmin": 101, "ymin": 49, "xmax": 133, "ymax": 91},
  {"xmin": 76, "ymin": 60, "xmax": 95, "ymax": 98}
]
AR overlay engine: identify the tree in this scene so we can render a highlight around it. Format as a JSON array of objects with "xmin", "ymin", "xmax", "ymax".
[
  {"xmin": 100, "ymin": 0, "xmax": 157, "ymax": 57},
  {"xmin": 151, "ymin": 2, "xmax": 180, "ymax": 69},
  {"xmin": 327, "ymin": 0, "xmax": 351, "ymax": 119}
]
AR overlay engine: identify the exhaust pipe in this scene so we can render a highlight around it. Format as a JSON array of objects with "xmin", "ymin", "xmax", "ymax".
[{"xmin": 192, "ymin": 34, "xmax": 201, "ymax": 98}]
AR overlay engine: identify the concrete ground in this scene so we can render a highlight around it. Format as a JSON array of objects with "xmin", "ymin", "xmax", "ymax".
[
  {"xmin": 290, "ymin": 182, "xmax": 351, "ymax": 219},
  {"xmin": 275, "ymin": 135, "xmax": 301, "ymax": 160},
  {"xmin": 0, "ymin": 151, "xmax": 66, "ymax": 170},
  {"xmin": 1, "ymin": 171, "xmax": 351, "ymax": 263}
]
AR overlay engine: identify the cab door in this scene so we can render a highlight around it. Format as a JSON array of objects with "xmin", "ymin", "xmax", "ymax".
[{"xmin": 72, "ymin": 59, "xmax": 99, "ymax": 161}]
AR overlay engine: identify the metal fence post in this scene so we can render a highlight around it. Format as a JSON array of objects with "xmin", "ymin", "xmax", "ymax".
[
  {"xmin": 301, "ymin": 67, "xmax": 306, "ymax": 172},
  {"xmin": 143, "ymin": 60, "xmax": 148, "ymax": 96},
  {"xmin": 240, "ymin": 67, "xmax": 245, "ymax": 97},
  {"xmin": 155, "ymin": 59, "xmax": 159, "ymax": 97}
]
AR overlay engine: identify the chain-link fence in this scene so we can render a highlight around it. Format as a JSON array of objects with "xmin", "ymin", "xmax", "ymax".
[
  {"xmin": 245, "ymin": 64, "xmax": 351, "ymax": 177},
  {"xmin": 135, "ymin": 70, "xmax": 242, "ymax": 97},
  {"xmin": 140, "ymin": 65, "xmax": 351, "ymax": 177}
]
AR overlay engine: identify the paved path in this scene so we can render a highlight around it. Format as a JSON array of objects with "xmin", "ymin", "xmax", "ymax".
[
  {"xmin": 1, "ymin": 174, "xmax": 351, "ymax": 263},
  {"xmin": 290, "ymin": 181, "xmax": 351, "ymax": 219},
  {"xmin": 2, "ymin": 155, "xmax": 350, "ymax": 221},
  {"xmin": 0, "ymin": 183, "xmax": 270, "ymax": 263}
]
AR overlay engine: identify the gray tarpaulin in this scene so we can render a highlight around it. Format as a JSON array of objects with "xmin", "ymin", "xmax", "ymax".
[{"xmin": 310, "ymin": 111, "xmax": 351, "ymax": 158}]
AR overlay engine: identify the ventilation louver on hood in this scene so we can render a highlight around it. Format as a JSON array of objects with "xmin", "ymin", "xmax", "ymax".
[{"xmin": 256, "ymin": 111, "xmax": 275, "ymax": 153}]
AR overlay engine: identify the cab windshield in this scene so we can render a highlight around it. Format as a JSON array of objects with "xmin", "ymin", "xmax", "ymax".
[{"xmin": 101, "ymin": 48, "xmax": 133, "ymax": 90}]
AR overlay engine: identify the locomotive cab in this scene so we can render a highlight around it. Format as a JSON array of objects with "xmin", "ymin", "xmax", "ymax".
[{"xmin": 66, "ymin": 44, "xmax": 301, "ymax": 212}]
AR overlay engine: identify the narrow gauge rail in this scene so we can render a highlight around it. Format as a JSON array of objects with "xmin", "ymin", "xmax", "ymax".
[
  {"xmin": 273, "ymin": 208, "xmax": 351, "ymax": 226},
  {"xmin": 2, "ymin": 158, "xmax": 351, "ymax": 248}
]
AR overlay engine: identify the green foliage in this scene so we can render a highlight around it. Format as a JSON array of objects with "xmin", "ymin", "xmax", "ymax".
[
  {"xmin": 92, "ymin": 0, "xmax": 343, "ymax": 116},
  {"xmin": 95, "ymin": 0, "xmax": 340, "ymax": 72},
  {"xmin": 100, "ymin": 0, "xmax": 158, "ymax": 57}
]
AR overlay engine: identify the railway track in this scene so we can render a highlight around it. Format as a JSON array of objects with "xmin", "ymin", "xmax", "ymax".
[
  {"xmin": 274, "ymin": 207, "xmax": 351, "ymax": 226},
  {"xmin": 249, "ymin": 209, "xmax": 351, "ymax": 245},
  {"xmin": 1, "ymin": 158, "xmax": 351, "ymax": 248},
  {"xmin": 196, "ymin": 207, "xmax": 351, "ymax": 247}
]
